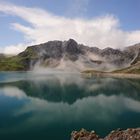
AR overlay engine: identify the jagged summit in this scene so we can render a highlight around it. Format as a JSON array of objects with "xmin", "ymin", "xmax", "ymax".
[
  {"xmin": 63, "ymin": 39, "xmax": 80, "ymax": 55},
  {"xmin": 67, "ymin": 38, "xmax": 78, "ymax": 44}
]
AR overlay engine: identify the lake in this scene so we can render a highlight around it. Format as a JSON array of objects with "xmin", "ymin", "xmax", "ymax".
[{"xmin": 0, "ymin": 72, "xmax": 140, "ymax": 140}]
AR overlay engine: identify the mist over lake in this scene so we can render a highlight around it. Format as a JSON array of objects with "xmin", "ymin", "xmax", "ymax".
[{"xmin": 0, "ymin": 72, "xmax": 140, "ymax": 140}]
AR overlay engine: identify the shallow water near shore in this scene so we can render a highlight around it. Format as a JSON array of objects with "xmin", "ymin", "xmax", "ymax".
[{"xmin": 0, "ymin": 72, "xmax": 140, "ymax": 140}]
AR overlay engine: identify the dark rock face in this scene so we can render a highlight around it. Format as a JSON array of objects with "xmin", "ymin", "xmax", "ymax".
[
  {"xmin": 64, "ymin": 39, "xmax": 80, "ymax": 55},
  {"xmin": 40, "ymin": 41, "xmax": 63, "ymax": 59},
  {"xmin": 90, "ymin": 47, "xmax": 101, "ymax": 54},
  {"xmin": 63, "ymin": 39, "xmax": 81, "ymax": 61},
  {"xmin": 101, "ymin": 47, "xmax": 122, "ymax": 57},
  {"xmin": 25, "ymin": 39, "xmax": 81, "ymax": 60},
  {"xmin": 71, "ymin": 128, "xmax": 140, "ymax": 140}
]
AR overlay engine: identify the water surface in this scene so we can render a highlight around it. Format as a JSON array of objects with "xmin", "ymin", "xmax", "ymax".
[{"xmin": 0, "ymin": 72, "xmax": 140, "ymax": 140}]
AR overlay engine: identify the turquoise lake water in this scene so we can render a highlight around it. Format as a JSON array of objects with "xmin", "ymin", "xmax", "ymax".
[{"xmin": 0, "ymin": 72, "xmax": 140, "ymax": 140}]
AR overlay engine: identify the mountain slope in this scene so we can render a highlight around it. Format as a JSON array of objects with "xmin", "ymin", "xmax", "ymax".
[
  {"xmin": 113, "ymin": 43, "xmax": 140, "ymax": 74},
  {"xmin": 113, "ymin": 62, "xmax": 140, "ymax": 74},
  {"xmin": 0, "ymin": 49, "xmax": 39, "ymax": 71},
  {"xmin": 0, "ymin": 39, "xmax": 140, "ymax": 72}
]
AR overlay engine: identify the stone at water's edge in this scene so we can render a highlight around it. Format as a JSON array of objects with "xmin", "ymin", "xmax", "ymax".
[
  {"xmin": 71, "ymin": 128, "xmax": 140, "ymax": 140},
  {"xmin": 71, "ymin": 128, "xmax": 100, "ymax": 140}
]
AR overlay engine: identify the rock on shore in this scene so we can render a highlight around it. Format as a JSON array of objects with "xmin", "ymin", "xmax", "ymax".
[{"xmin": 71, "ymin": 128, "xmax": 140, "ymax": 140}]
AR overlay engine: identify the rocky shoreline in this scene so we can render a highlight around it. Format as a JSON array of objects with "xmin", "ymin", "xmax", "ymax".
[{"xmin": 71, "ymin": 128, "xmax": 140, "ymax": 140}]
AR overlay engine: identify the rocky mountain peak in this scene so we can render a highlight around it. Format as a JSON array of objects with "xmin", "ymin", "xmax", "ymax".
[
  {"xmin": 64, "ymin": 39, "xmax": 80, "ymax": 54},
  {"xmin": 67, "ymin": 38, "xmax": 78, "ymax": 45}
]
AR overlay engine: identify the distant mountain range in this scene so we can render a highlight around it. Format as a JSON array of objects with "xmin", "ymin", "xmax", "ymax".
[{"xmin": 0, "ymin": 39, "xmax": 140, "ymax": 73}]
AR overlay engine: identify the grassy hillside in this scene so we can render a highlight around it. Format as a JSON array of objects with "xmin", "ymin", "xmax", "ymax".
[
  {"xmin": 0, "ymin": 56, "xmax": 28, "ymax": 71},
  {"xmin": 0, "ymin": 47, "xmax": 39, "ymax": 71},
  {"xmin": 113, "ymin": 62, "xmax": 140, "ymax": 74},
  {"xmin": 82, "ymin": 62, "xmax": 140, "ymax": 75}
]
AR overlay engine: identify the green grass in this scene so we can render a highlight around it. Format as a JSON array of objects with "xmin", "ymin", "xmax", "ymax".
[
  {"xmin": 0, "ymin": 56, "xmax": 25, "ymax": 71},
  {"xmin": 0, "ymin": 46, "xmax": 39, "ymax": 71}
]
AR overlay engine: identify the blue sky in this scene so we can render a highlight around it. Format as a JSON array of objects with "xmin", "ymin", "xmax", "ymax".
[
  {"xmin": 1, "ymin": 0, "xmax": 140, "ymax": 30},
  {"xmin": 0, "ymin": 0, "xmax": 140, "ymax": 54}
]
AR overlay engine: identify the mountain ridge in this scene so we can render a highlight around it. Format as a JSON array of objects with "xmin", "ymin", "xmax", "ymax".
[{"xmin": 0, "ymin": 39, "xmax": 140, "ymax": 72}]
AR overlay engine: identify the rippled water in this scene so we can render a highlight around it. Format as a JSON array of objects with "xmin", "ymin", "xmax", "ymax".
[{"xmin": 0, "ymin": 72, "xmax": 140, "ymax": 140}]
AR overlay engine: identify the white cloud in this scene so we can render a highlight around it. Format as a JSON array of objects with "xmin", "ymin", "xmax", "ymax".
[
  {"xmin": 0, "ymin": 2, "xmax": 140, "ymax": 54},
  {"xmin": 0, "ymin": 86, "xmax": 26, "ymax": 99},
  {"xmin": 126, "ymin": 31, "xmax": 140, "ymax": 46},
  {"xmin": 2, "ymin": 43, "xmax": 27, "ymax": 54}
]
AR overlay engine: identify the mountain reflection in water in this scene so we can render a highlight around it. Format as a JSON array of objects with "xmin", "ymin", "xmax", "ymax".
[{"xmin": 0, "ymin": 72, "xmax": 140, "ymax": 140}]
